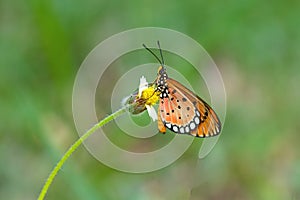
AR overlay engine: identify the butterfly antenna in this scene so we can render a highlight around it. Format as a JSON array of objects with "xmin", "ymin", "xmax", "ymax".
[
  {"xmin": 157, "ymin": 41, "xmax": 165, "ymax": 66},
  {"xmin": 142, "ymin": 43, "xmax": 163, "ymax": 65}
]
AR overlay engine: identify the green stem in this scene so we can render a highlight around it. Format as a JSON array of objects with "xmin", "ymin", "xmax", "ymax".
[{"xmin": 38, "ymin": 107, "xmax": 127, "ymax": 200}]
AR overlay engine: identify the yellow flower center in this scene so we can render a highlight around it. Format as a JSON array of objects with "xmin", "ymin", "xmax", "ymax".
[{"xmin": 140, "ymin": 86, "xmax": 160, "ymax": 106}]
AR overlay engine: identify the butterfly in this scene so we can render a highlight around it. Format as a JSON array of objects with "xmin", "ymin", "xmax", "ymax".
[{"xmin": 143, "ymin": 41, "xmax": 221, "ymax": 137}]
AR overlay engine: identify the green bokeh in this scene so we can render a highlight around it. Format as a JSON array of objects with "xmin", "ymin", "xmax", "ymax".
[{"xmin": 1, "ymin": 0, "xmax": 299, "ymax": 199}]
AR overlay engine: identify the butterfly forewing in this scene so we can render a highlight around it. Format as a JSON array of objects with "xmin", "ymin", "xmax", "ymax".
[{"xmin": 159, "ymin": 89, "xmax": 196, "ymax": 134}]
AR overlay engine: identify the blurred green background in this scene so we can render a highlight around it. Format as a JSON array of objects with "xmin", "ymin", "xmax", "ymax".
[{"xmin": 1, "ymin": 0, "xmax": 300, "ymax": 199}]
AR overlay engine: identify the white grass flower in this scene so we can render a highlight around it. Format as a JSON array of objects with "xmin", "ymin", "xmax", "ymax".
[{"xmin": 138, "ymin": 76, "xmax": 158, "ymax": 121}]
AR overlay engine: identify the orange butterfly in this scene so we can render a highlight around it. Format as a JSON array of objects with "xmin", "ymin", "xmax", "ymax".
[{"xmin": 143, "ymin": 42, "xmax": 221, "ymax": 137}]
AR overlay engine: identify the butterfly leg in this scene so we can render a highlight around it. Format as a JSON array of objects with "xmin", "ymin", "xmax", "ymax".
[
  {"xmin": 190, "ymin": 129, "xmax": 199, "ymax": 137},
  {"xmin": 157, "ymin": 109, "xmax": 166, "ymax": 134}
]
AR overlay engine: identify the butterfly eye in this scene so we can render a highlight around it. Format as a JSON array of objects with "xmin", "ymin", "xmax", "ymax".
[{"xmin": 157, "ymin": 66, "xmax": 163, "ymax": 74}]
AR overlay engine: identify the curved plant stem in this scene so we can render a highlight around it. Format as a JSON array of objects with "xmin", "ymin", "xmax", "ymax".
[{"xmin": 38, "ymin": 107, "xmax": 127, "ymax": 200}]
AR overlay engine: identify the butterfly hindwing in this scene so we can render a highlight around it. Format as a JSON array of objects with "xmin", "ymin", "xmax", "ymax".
[{"xmin": 190, "ymin": 97, "xmax": 221, "ymax": 137}]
